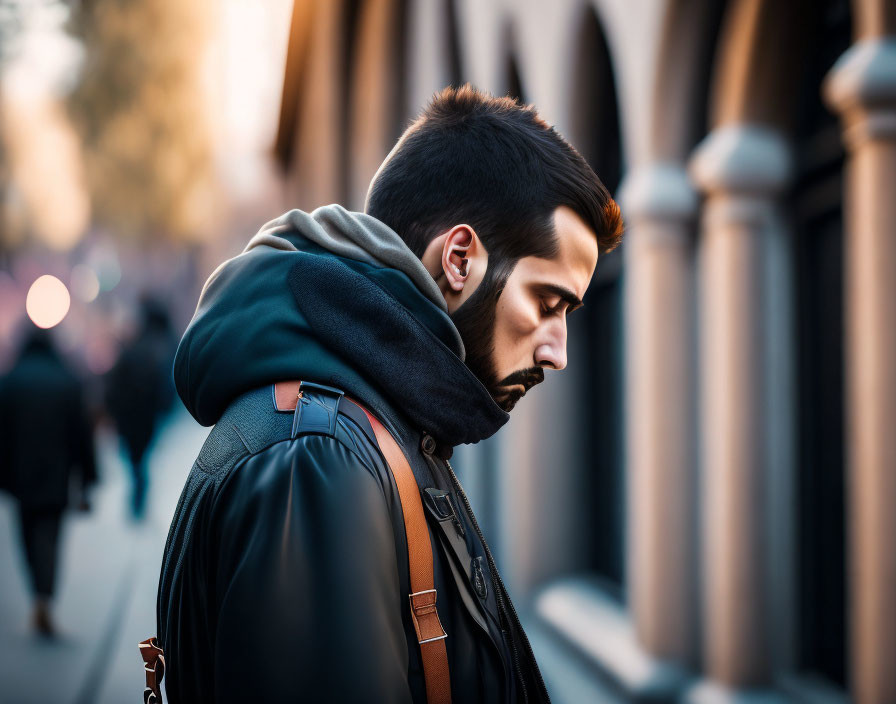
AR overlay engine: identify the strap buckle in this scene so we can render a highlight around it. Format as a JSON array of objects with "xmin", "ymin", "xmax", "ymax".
[
  {"xmin": 289, "ymin": 382, "xmax": 344, "ymax": 438},
  {"xmin": 409, "ymin": 589, "xmax": 447, "ymax": 644}
]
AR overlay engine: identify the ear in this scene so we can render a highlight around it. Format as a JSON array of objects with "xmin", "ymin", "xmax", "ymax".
[{"xmin": 442, "ymin": 225, "xmax": 474, "ymax": 292}]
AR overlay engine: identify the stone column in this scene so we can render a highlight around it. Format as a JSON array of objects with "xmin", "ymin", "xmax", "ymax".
[
  {"xmin": 348, "ymin": 0, "xmax": 404, "ymax": 210},
  {"xmin": 618, "ymin": 164, "xmax": 699, "ymax": 668},
  {"xmin": 688, "ymin": 125, "xmax": 792, "ymax": 692},
  {"xmin": 289, "ymin": 0, "xmax": 349, "ymax": 209},
  {"xmin": 824, "ymin": 37, "xmax": 896, "ymax": 704},
  {"xmin": 406, "ymin": 0, "xmax": 457, "ymax": 117}
]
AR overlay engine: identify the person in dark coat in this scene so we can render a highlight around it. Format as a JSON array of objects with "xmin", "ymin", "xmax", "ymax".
[
  {"xmin": 104, "ymin": 298, "xmax": 176, "ymax": 519},
  {"xmin": 155, "ymin": 86, "xmax": 623, "ymax": 703},
  {"xmin": 0, "ymin": 325, "xmax": 97, "ymax": 636}
]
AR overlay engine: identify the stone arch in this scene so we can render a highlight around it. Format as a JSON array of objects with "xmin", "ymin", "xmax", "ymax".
[
  {"xmin": 502, "ymin": 22, "xmax": 526, "ymax": 102},
  {"xmin": 561, "ymin": 3, "xmax": 628, "ymax": 595},
  {"xmin": 442, "ymin": 0, "xmax": 463, "ymax": 86},
  {"xmin": 274, "ymin": 0, "xmax": 314, "ymax": 175},
  {"xmin": 346, "ymin": 0, "xmax": 409, "ymax": 210},
  {"xmin": 404, "ymin": 0, "xmax": 463, "ymax": 131},
  {"xmin": 276, "ymin": 0, "xmax": 361, "ymax": 210},
  {"xmin": 708, "ymin": 0, "xmax": 810, "ymax": 130},
  {"xmin": 649, "ymin": 0, "xmax": 728, "ymax": 159},
  {"xmin": 569, "ymin": 4, "xmax": 622, "ymax": 194}
]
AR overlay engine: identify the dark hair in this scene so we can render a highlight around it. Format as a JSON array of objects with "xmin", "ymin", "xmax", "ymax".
[{"xmin": 365, "ymin": 84, "xmax": 623, "ymax": 268}]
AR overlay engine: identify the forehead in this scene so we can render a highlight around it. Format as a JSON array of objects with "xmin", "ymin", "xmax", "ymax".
[{"xmin": 514, "ymin": 206, "xmax": 599, "ymax": 296}]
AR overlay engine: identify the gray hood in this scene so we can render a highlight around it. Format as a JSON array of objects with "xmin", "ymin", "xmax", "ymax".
[{"xmin": 243, "ymin": 205, "xmax": 465, "ymax": 358}]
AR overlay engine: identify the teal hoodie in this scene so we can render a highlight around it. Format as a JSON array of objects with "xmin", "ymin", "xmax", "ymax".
[{"xmin": 173, "ymin": 206, "xmax": 508, "ymax": 447}]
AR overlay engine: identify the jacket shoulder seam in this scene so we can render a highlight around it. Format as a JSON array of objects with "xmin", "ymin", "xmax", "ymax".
[{"xmin": 213, "ymin": 428, "xmax": 387, "ymax": 505}]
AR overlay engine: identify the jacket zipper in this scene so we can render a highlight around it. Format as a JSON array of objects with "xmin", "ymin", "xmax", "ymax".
[{"xmin": 443, "ymin": 458, "xmax": 550, "ymax": 704}]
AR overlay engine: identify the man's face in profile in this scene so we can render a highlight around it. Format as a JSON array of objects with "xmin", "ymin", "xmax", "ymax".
[{"xmin": 452, "ymin": 206, "xmax": 598, "ymax": 412}]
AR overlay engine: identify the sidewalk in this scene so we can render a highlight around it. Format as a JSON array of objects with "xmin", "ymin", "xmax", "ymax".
[{"xmin": 0, "ymin": 410, "xmax": 209, "ymax": 704}]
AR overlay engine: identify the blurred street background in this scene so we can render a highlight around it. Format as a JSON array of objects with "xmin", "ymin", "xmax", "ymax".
[
  {"xmin": 1, "ymin": 0, "xmax": 895, "ymax": 703},
  {"xmin": 0, "ymin": 410, "xmax": 208, "ymax": 703}
]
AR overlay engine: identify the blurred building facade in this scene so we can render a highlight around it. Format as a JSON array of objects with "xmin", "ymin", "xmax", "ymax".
[{"xmin": 274, "ymin": 1, "xmax": 896, "ymax": 702}]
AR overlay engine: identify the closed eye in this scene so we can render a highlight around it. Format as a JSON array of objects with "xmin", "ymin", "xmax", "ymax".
[
  {"xmin": 534, "ymin": 283, "xmax": 584, "ymax": 316},
  {"xmin": 542, "ymin": 300, "xmax": 567, "ymax": 317}
]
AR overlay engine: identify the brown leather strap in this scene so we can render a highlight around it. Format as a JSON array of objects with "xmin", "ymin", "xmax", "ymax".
[
  {"xmin": 273, "ymin": 380, "xmax": 303, "ymax": 411},
  {"xmin": 274, "ymin": 381, "xmax": 451, "ymax": 703},
  {"xmin": 139, "ymin": 637, "xmax": 165, "ymax": 703},
  {"xmin": 359, "ymin": 407, "xmax": 451, "ymax": 704}
]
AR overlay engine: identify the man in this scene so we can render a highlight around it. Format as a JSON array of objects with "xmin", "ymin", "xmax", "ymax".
[
  {"xmin": 105, "ymin": 297, "xmax": 176, "ymax": 518},
  {"xmin": 0, "ymin": 325, "xmax": 96, "ymax": 636},
  {"xmin": 156, "ymin": 86, "xmax": 622, "ymax": 703}
]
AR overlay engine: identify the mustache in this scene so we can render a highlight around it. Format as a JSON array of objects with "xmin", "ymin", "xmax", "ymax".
[
  {"xmin": 498, "ymin": 366, "xmax": 545, "ymax": 392},
  {"xmin": 491, "ymin": 367, "xmax": 544, "ymax": 412}
]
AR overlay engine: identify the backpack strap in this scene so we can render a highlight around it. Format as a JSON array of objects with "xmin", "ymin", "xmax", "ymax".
[
  {"xmin": 357, "ymin": 406, "xmax": 452, "ymax": 704},
  {"xmin": 275, "ymin": 381, "xmax": 451, "ymax": 702},
  {"xmin": 140, "ymin": 382, "xmax": 451, "ymax": 704}
]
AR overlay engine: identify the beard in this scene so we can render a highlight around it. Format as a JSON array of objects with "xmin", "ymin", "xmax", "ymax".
[{"xmin": 451, "ymin": 265, "xmax": 545, "ymax": 412}]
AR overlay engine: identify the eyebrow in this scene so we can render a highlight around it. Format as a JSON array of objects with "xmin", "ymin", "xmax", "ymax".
[{"xmin": 537, "ymin": 283, "xmax": 584, "ymax": 312}]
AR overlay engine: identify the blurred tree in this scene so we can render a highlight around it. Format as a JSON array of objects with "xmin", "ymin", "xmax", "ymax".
[
  {"xmin": 66, "ymin": 0, "xmax": 217, "ymax": 242},
  {"xmin": 0, "ymin": 130, "xmax": 9, "ymax": 256},
  {"xmin": 0, "ymin": 0, "xmax": 25, "ymax": 256}
]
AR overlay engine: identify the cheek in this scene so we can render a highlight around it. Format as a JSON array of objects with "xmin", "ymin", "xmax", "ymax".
[{"xmin": 492, "ymin": 296, "xmax": 539, "ymax": 368}]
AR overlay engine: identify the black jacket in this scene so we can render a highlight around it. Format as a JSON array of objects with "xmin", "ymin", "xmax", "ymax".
[
  {"xmin": 157, "ymin": 232, "xmax": 550, "ymax": 702},
  {"xmin": 105, "ymin": 308, "xmax": 176, "ymax": 457},
  {"xmin": 0, "ymin": 333, "xmax": 96, "ymax": 509}
]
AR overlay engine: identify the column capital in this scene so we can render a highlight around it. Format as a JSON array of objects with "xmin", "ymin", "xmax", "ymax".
[
  {"xmin": 617, "ymin": 163, "xmax": 699, "ymax": 224},
  {"xmin": 689, "ymin": 125, "xmax": 792, "ymax": 198},
  {"xmin": 824, "ymin": 38, "xmax": 896, "ymax": 148}
]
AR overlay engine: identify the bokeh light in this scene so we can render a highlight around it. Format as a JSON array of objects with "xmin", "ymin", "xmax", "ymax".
[
  {"xmin": 70, "ymin": 263, "xmax": 100, "ymax": 302},
  {"xmin": 25, "ymin": 274, "xmax": 71, "ymax": 328},
  {"xmin": 86, "ymin": 246, "xmax": 122, "ymax": 292}
]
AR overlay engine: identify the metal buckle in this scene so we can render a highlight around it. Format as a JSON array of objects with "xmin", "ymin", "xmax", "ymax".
[{"xmin": 409, "ymin": 589, "xmax": 447, "ymax": 644}]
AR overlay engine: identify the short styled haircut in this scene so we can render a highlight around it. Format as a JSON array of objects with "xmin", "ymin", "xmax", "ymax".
[{"xmin": 365, "ymin": 84, "xmax": 623, "ymax": 268}]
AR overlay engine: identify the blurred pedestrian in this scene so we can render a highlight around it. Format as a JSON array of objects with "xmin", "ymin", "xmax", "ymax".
[
  {"xmin": 104, "ymin": 297, "xmax": 176, "ymax": 519},
  {"xmin": 0, "ymin": 325, "xmax": 97, "ymax": 637}
]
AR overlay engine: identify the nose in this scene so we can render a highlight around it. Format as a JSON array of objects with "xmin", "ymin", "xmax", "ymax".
[{"xmin": 534, "ymin": 320, "xmax": 568, "ymax": 371}]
